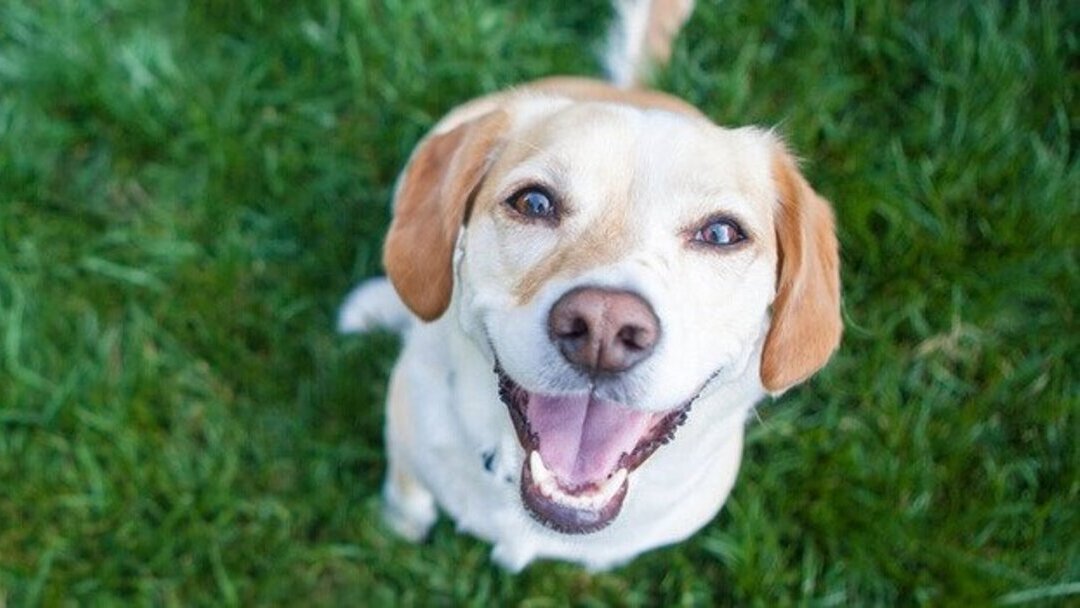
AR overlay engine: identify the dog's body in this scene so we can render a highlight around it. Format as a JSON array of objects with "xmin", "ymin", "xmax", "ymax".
[{"xmin": 339, "ymin": 0, "xmax": 841, "ymax": 571}]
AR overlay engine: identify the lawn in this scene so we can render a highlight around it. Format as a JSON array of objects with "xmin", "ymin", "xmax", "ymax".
[{"xmin": 0, "ymin": 0, "xmax": 1076, "ymax": 604}]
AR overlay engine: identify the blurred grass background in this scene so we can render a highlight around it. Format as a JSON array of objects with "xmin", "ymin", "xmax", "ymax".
[{"xmin": 0, "ymin": 0, "xmax": 1076, "ymax": 604}]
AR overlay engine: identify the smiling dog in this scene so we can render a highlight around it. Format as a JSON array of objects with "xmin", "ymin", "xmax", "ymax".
[{"xmin": 339, "ymin": 0, "xmax": 841, "ymax": 571}]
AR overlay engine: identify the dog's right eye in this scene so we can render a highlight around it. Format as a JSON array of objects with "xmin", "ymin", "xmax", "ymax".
[{"xmin": 505, "ymin": 188, "xmax": 557, "ymax": 221}]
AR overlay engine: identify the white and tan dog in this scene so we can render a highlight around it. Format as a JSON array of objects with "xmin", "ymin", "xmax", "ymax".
[{"xmin": 339, "ymin": 0, "xmax": 841, "ymax": 571}]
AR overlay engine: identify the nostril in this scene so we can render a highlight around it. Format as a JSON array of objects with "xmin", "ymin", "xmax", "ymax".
[
  {"xmin": 565, "ymin": 317, "xmax": 589, "ymax": 339},
  {"xmin": 617, "ymin": 325, "xmax": 646, "ymax": 351},
  {"xmin": 549, "ymin": 287, "xmax": 660, "ymax": 374},
  {"xmin": 552, "ymin": 314, "xmax": 590, "ymax": 341}
]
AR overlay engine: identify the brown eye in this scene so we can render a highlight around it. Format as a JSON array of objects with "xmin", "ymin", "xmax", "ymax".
[
  {"xmin": 694, "ymin": 219, "xmax": 745, "ymax": 246},
  {"xmin": 506, "ymin": 187, "xmax": 557, "ymax": 220}
]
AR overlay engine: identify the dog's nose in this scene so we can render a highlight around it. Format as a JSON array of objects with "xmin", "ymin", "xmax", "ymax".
[{"xmin": 548, "ymin": 287, "xmax": 660, "ymax": 374}]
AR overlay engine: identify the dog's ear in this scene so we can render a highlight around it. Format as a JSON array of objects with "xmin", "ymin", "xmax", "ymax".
[
  {"xmin": 760, "ymin": 147, "xmax": 842, "ymax": 394},
  {"xmin": 383, "ymin": 111, "xmax": 509, "ymax": 321}
]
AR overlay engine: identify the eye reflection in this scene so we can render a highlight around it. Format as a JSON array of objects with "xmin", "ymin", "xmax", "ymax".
[
  {"xmin": 506, "ymin": 187, "xmax": 557, "ymax": 220},
  {"xmin": 693, "ymin": 219, "xmax": 745, "ymax": 246}
]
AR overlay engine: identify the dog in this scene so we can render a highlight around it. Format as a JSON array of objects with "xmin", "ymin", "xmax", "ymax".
[{"xmin": 338, "ymin": 0, "xmax": 841, "ymax": 571}]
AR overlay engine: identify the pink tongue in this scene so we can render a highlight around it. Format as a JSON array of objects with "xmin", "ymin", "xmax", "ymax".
[{"xmin": 528, "ymin": 393, "xmax": 653, "ymax": 488}]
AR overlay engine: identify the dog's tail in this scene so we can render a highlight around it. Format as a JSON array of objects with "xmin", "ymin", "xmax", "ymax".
[
  {"xmin": 338, "ymin": 277, "xmax": 413, "ymax": 335},
  {"xmin": 605, "ymin": 0, "xmax": 696, "ymax": 88}
]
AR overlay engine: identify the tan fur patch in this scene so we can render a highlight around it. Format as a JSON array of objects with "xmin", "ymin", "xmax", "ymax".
[
  {"xmin": 646, "ymin": 0, "xmax": 695, "ymax": 67},
  {"xmin": 383, "ymin": 111, "xmax": 509, "ymax": 321},
  {"xmin": 528, "ymin": 76, "xmax": 705, "ymax": 119},
  {"xmin": 760, "ymin": 148, "xmax": 842, "ymax": 392},
  {"xmin": 513, "ymin": 204, "xmax": 632, "ymax": 306}
]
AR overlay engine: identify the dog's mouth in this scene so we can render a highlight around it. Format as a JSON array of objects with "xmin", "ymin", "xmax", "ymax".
[{"xmin": 496, "ymin": 363, "xmax": 690, "ymax": 534}]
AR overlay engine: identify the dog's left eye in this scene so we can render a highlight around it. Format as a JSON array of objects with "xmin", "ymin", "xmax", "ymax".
[
  {"xmin": 693, "ymin": 219, "xmax": 745, "ymax": 246},
  {"xmin": 506, "ymin": 188, "xmax": 557, "ymax": 220}
]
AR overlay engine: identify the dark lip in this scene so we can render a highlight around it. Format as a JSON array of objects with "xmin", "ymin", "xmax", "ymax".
[
  {"xmin": 520, "ymin": 456, "xmax": 628, "ymax": 534},
  {"xmin": 495, "ymin": 360, "xmax": 693, "ymax": 534}
]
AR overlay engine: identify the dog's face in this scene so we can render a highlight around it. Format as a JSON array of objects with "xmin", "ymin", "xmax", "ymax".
[{"xmin": 384, "ymin": 90, "xmax": 840, "ymax": 535}]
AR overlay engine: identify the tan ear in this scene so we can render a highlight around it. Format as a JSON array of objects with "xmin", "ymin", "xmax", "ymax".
[
  {"xmin": 383, "ymin": 111, "xmax": 508, "ymax": 321},
  {"xmin": 761, "ymin": 148, "xmax": 843, "ymax": 393}
]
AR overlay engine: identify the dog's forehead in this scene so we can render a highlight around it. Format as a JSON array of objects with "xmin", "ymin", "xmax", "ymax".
[
  {"xmin": 464, "ymin": 99, "xmax": 781, "ymax": 306},
  {"xmin": 489, "ymin": 99, "xmax": 778, "ymax": 226}
]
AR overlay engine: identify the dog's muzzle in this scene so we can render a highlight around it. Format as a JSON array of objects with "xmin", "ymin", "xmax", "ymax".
[{"xmin": 491, "ymin": 287, "xmax": 697, "ymax": 534}]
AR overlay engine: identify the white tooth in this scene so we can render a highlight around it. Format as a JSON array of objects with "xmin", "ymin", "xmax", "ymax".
[
  {"xmin": 529, "ymin": 451, "xmax": 553, "ymax": 486},
  {"xmin": 598, "ymin": 468, "xmax": 628, "ymax": 504},
  {"xmin": 558, "ymin": 469, "xmax": 628, "ymax": 511},
  {"xmin": 528, "ymin": 451, "xmax": 629, "ymax": 511}
]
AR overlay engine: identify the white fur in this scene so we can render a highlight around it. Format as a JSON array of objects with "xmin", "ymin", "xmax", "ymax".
[
  {"xmin": 606, "ymin": 0, "xmax": 653, "ymax": 87},
  {"xmin": 605, "ymin": 0, "xmax": 697, "ymax": 88},
  {"xmin": 342, "ymin": 95, "xmax": 788, "ymax": 570},
  {"xmin": 334, "ymin": 0, "xmax": 838, "ymax": 572},
  {"xmin": 337, "ymin": 278, "xmax": 411, "ymax": 334}
]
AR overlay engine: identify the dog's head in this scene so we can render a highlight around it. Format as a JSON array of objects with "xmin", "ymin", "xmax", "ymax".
[{"xmin": 383, "ymin": 85, "xmax": 841, "ymax": 534}]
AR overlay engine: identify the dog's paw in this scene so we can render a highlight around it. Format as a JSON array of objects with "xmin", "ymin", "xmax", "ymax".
[
  {"xmin": 381, "ymin": 476, "xmax": 437, "ymax": 542},
  {"xmin": 337, "ymin": 278, "xmax": 412, "ymax": 334},
  {"xmin": 491, "ymin": 541, "xmax": 535, "ymax": 572}
]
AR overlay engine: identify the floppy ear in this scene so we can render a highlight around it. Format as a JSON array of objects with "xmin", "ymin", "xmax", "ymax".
[
  {"xmin": 383, "ymin": 111, "xmax": 508, "ymax": 321},
  {"xmin": 761, "ymin": 147, "xmax": 842, "ymax": 394}
]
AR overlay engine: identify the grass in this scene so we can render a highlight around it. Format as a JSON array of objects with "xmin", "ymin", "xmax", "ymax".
[{"xmin": 0, "ymin": 0, "xmax": 1075, "ymax": 604}]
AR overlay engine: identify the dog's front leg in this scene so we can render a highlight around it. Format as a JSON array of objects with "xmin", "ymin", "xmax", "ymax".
[{"xmin": 380, "ymin": 364, "xmax": 438, "ymax": 541}]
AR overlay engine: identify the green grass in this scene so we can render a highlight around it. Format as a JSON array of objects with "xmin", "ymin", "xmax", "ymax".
[{"xmin": 0, "ymin": 0, "xmax": 1075, "ymax": 604}]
